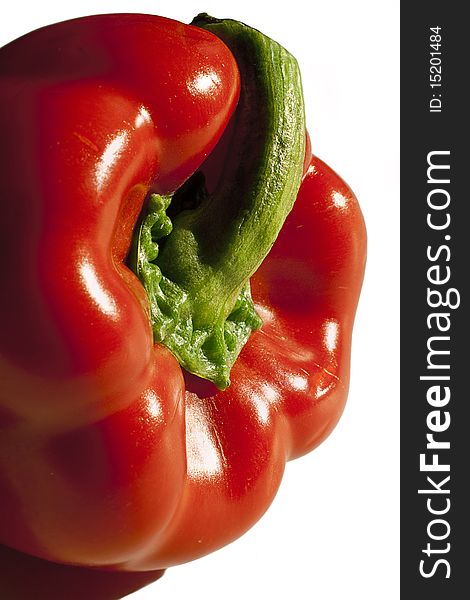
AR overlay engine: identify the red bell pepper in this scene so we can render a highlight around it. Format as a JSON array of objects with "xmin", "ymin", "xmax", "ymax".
[{"xmin": 0, "ymin": 13, "xmax": 366, "ymax": 571}]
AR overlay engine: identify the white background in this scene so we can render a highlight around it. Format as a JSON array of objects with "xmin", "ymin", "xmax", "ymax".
[{"xmin": 0, "ymin": 1, "xmax": 399, "ymax": 598}]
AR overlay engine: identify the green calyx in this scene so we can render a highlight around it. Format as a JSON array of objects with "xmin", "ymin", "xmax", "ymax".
[
  {"xmin": 129, "ymin": 14, "xmax": 305, "ymax": 389},
  {"xmin": 128, "ymin": 184, "xmax": 262, "ymax": 389}
]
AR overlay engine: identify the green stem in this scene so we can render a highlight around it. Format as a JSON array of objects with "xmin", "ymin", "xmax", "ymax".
[{"xmin": 129, "ymin": 14, "xmax": 305, "ymax": 389}]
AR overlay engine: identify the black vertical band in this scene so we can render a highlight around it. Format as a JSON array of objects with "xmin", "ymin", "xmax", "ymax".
[{"xmin": 401, "ymin": 3, "xmax": 467, "ymax": 596}]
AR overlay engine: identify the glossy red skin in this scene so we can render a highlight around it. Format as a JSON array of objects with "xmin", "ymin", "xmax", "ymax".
[{"xmin": 0, "ymin": 15, "xmax": 366, "ymax": 571}]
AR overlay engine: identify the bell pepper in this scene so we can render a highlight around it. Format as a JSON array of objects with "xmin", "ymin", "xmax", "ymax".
[{"xmin": 0, "ymin": 12, "xmax": 366, "ymax": 571}]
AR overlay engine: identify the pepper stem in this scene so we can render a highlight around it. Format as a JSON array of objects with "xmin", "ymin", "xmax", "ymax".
[{"xmin": 129, "ymin": 15, "xmax": 305, "ymax": 389}]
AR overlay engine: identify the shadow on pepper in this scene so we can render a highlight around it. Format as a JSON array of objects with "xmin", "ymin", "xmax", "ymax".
[{"xmin": 0, "ymin": 544, "xmax": 164, "ymax": 600}]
